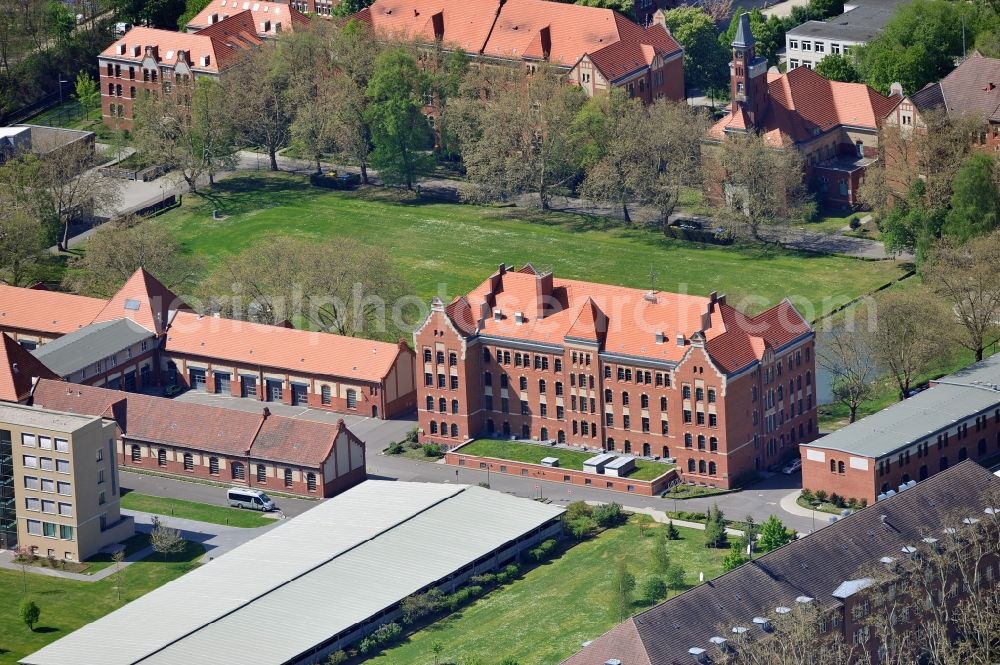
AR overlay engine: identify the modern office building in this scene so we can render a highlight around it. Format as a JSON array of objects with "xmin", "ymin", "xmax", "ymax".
[
  {"xmin": 780, "ymin": 0, "xmax": 904, "ymax": 70},
  {"xmin": 1, "ymin": 402, "xmax": 133, "ymax": 560}
]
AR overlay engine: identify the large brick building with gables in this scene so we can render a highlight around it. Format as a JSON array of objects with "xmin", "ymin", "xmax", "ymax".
[{"xmin": 414, "ymin": 264, "xmax": 818, "ymax": 488}]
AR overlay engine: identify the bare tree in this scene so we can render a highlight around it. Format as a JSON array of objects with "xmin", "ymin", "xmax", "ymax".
[
  {"xmin": 112, "ymin": 549, "xmax": 126, "ymax": 602},
  {"xmin": 149, "ymin": 517, "xmax": 185, "ymax": 563},
  {"xmin": 819, "ymin": 326, "xmax": 877, "ymax": 423},
  {"xmin": 922, "ymin": 231, "xmax": 1000, "ymax": 362},
  {"xmin": 62, "ymin": 214, "xmax": 201, "ymax": 296},
  {"xmin": 710, "ymin": 131, "xmax": 814, "ymax": 241},
  {"xmin": 866, "ymin": 289, "xmax": 952, "ymax": 399},
  {"xmin": 700, "ymin": 0, "xmax": 735, "ymax": 22}
]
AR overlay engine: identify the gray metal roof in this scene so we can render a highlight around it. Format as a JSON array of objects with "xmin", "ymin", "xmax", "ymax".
[
  {"xmin": 31, "ymin": 319, "xmax": 155, "ymax": 376},
  {"xmin": 21, "ymin": 481, "xmax": 565, "ymax": 665},
  {"xmin": 605, "ymin": 456, "xmax": 636, "ymax": 469},
  {"xmin": 0, "ymin": 402, "xmax": 98, "ymax": 432},
  {"xmin": 786, "ymin": 0, "xmax": 904, "ymax": 43},
  {"xmin": 808, "ymin": 355, "xmax": 1000, "ymax": 459}
]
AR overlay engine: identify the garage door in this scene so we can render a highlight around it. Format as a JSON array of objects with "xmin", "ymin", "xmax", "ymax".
[
  {"xmin": 190, "ymin": 368, "xmax": 206, "ymax": 391},
  {"xmin": 215, "ymin": 372, "xmax": 231, "ymax": 395},
  {"xmin": 291, "ymin": 384, "xmax": 308, "ymax": 406}
]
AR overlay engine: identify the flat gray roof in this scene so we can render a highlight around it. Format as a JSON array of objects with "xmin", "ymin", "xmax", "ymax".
[
  {"xmin": 584, "ymin": 453, "xmax": 616, "ymax": 466},
  {"xmin": 807, "ymin": 355, "xmax": 1000, "ymax": 459},
  {"xmin": 787, "ymin": 0, "xmax": 904, "ymax": 43},
  {"xmin": 0, "ymin": 402, "xmax": 98, "ymax": 433},
  {"xmin": 22, "ymin": 481, "xmax": 565, "ymax": 665},
  {"xmin": 605, "ymin": 456, "xmax": 636, "ymax": 469},
  {"xmin": 32, "ymin": 319, "xmax": 154, "ymax": 376}
]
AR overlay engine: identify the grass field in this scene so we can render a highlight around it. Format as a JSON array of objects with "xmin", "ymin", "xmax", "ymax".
[
  {"xmin": 458, "ymin": 439, "xmax": 671, "ymax": 481},
  {"xmin": 120, "ymin": 492, "xmax": 274, "ymax": 528},
  {"xmin": 0, "ymin": 540, "xmax": 205, "ymax": 665},
  {"xmin": 368, "ymin": 518, "xmax": 726, "ymax": 665},
  {"xmin": 149, "ymin": 173, "xmax": 905, "ymax": 319}
]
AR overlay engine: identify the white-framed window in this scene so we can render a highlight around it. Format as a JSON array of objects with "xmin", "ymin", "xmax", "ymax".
[
  {"xmin": 40, "ymin": 457, "xmax": 53, "ymax": 471},
  {"xmin": 39, "ymin": 436, "xmax": 52, "ymax": 450},
  {"xmin": 25, "ymin": 497, "xmax": 40, "ymax": 511},
  {"xmin": 804, "ymin": 61, "xmax": 813, "ymax": 69},
  {"xmin": 41, "ymin": 478, "xmax": 54, "ymax": 493},
  {"xmin": 24, "ymin": 476, "xmax": 38, "ymax": 490},
  {"xmin": 41, "ymin": 499, "xmax": 55, "ymax": 513},
  {"xmin": 843, "ymin": 46, "xmax": 851, "ymax": 55},
  {"xmin": 788, "ymin": 39, "xmax": 799, "ymax": 49},
  {"xmin": 831, "ymin": 43, "xmax": 841, "ymax": 54},
  {"xmin": 56, "ymin": 459, "xmax": 70, "ymax": 474},
  {"xmin": 815, "ymin": 41, "xmax": 825, "ymax": 53},
  {"xmin": 21, "ymin": 433, "xmax": 36, "ymax": 447},
  {"xmin": 23, "ymin": 455, "xmax": 37, "ymax": 468},
  {"xmin": 802, "ymin": 41, "xmax": 812, "ymax": 51},
  {"xmin": 96, "ymin": 447, "xmax": 103, "ymax": 461},
  {"xmin": 26, "ymin": 519, "xmax": 42, "ymax": 536},
  {"xmin": 56, "ymin": 439, "xmax": 69, "ymax": 453},
  {"xmin": 790, "ymin": 59, "xmax": 799, "ymax": 68},
  {"xmin": 57, "ymin": 481, "xmax": 71, "ymax": 496},
  {"xmin": 58, "ymin": 502, "xmax": 73, "ymax": 517}
]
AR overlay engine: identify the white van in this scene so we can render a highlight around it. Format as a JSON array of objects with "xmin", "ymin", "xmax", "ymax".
[{"xmin": 227, "ymin": 488, "xmax": 276, "ymax": 511}]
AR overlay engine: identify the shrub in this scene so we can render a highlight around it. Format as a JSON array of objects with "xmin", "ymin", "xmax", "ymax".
[
  {"xmin": 665, "ymin": 564, "xmax": 686, "ymax": 591},
  {"xmin": 13, "ymin": 544, "xmax": 35, "ymax": 564},
  {"xmin": 401, "ymin": 589, "xmax": 445, "ymax": 624},
  {"xmin": 498, "ymin": 658, "xmax": 520, "ymax": 665},
  {"xmin": 666, "ymin": 520, "xmax": 681, "ymax": 540},
  {"xmin": 847, "ymin": 497, "xmax": 859, "ymax": 510},
  {"xmin": 325, "ymin": 651, "xmax": 348, "ymax": 665},
  {"xmin": 386, "ymin": 441, "xmax": 404, "ymax": 455},
  {"xmin": 46, "ymin": 555, "xmax": 56, "ymax": 569},
  {"xmin": 593, "ymin": 502, "xmax": 627, "ymax": 528},
  {"xmin": 404, "ymin": 427, "xmax": 419, "ymax": 443},
  {"xmin": 497, "ymin": 563, "xmax": 520, "ymax": 584},
  {"xmin": 372, "ymin": 622, "xmax": 401, "ymax": 644},
  {"xmin": 799, "ymin": 488, "xmax": 814, "ymax": 503},
  {"xmin": 849, "ymin": 216, "xmax": 862, "ymax": 230},
  {"xmin": 641, "ymin": 577, "xmax": 667, "ymax": 603},
  {"xmin": 528, "ymin": 538, "xmax": 558, "ymax": 562},
  {"xmin": 859, "ymin": 498, "xmax": 869, "ymax": 508},
  {"xmin": 566, "ymin": 516, "xmax": 596, "ymax": 540},
  {"xmin": 358, "ymin": 637, "xmax": 377, "ymax": 655},
  {"xmin": 470, "ymin": 572, "xmax": 497, "ymax": 586},
  {"xmin": 565, "ymin": 501, "xmax": 594, "ymax": 521},
  {"xmin": 815, "ymin": 489, "xmax": 829, "ymax": 502},
  {"xmin": 478, "ymin": 481, "xmax": 491, "ymax": 489},
  {"xmin": 423, "ymin": 443, "xmax": 443, "ymax": 457},
  {"xmin": 20, "ymin": 599, "xmax": 40, "ymax": 632},
  {"xmin": 829, "ymin": 493, "xmax": 844, "ymax": 508}
]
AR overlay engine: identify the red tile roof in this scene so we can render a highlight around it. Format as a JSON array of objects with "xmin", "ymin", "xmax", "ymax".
[
  {"xmin": 187, "ymin": 0, "xmax": 309, "ymax": 35},
  {"xmin": 357, "ymin": 0, "xmax": 680, "ymax": 82},
  {"xmin": 0, "ymin": 284, "xmax": 106, "ymax": 335},
  {"xmin": 100, "ymin": 20, "xmax": 257, "ymax": 72},
  {"xmin": 30, "ymin": 379, "xmax": 353, "ymax": 466},
  {"xmin": 0, "ymin": 334, "xmax": 58, "ymax": 403},
  {"xmin": 166, "ymin": 311, "xmax": 408, "ymax": 383},
  {"xmin": 561, "ymin": 618, "xmax": 652, "ymax": 665},
  {"xmin": 91, "ymin": 268, "xmax": 189, "ymax": 336},
  {"xmin": 708, "ymin": 66, "xmax": 898, "ymax": 145},
  {"xmin": 447, "ymin": 266, "xmax": 810, "ymax": 373}
]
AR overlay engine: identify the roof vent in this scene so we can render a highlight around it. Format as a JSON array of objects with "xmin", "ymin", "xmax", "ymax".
[
  {"xmin": 644, "ymin": 290, "xmax": 657, "ymax": 303},
  {"xmin": 985, "ymin": 507, "xmax": 999, "ymax": 515},
  {"xmin": 963, "ymin": 517, "xmax": 981, "ymax": 525},
  {"xmin": 676, "ymin": 333, "xmax": 685, "ymax": 347},
  {"xmin": 775, "ymin": 606, "xmax": 791, "ymax": 614},
  {"xmin": 655, "ymin": 331, "xmax": 664, "ymax": 344},
  {"xmin": 493, "ymin": 308, "xmax": 503, "ymax": 321},
  {"xmin": 795, "ymin": 596, "xmax": 814, "ymax": 604},
  {"xmin": 879, "ymin": 556, "xmax": 896, "ymax": 565},
  {"xmin": 943, "ymin": 527, "xmax": 957, "ymax": 535},
  {"xmin": 688, "ymin": 648, "xmax": 709, "ymax": 663},
  {"xmin": 514, "ymin": 311, "xmax": 525, "ymax": 324},
  {"xmin": 709, "ymin": 636, "xmax": 729, "ymax": 650},
  {"xmin": 731, "ymin": 626, "xmax": 748, "ymax": 636},
  {"xmin": 604, "ymin": 660, "xmax": 622, "ymax": 665},
  {"xmin": 901, "ymin": 545, "xmax": 918, "ymax": 555},
  {"xmin": 11, "ymin": 362, "xmax": 18, "ymax": 374},
  {"xmin": 752, "ymin": 617, "xmax": 772, "ymax": 632}
]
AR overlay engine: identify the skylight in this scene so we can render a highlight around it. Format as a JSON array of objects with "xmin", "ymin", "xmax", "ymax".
[{"xmin": 124, "ymin": 299, "xmax": 142, "ymax": 311}]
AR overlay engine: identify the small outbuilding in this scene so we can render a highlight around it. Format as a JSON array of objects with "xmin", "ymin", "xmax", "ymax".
[
  {"xmin": 583, "ymin": 452, "xmax": 616, "ymax": 474},
  {"xmin": 604, "ymin": 456, "xmax": 637, "ymax": 477}
]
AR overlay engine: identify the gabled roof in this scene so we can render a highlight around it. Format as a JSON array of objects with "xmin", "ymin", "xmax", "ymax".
[
  {"xmin": 186, "ymin": 0, "xmax": 309, "ymax": 35},
  {"xmin": 914, "ymin": 51, "xmax": 1000, "ymax": 122},
  {"xmin": 563, "ymin": 461, "xmax": 1000, "ymax": 665},
  {"xmin": 0, "ymin": 334, "xmax": 58, "ymax": 403},
  {"xmin": 31, "ymin": 319, "xmax": 155, "ymax": 377},
  {"xmin": 252, "ymin": 417, "xmax": 354, "ymax": 467},
  {"xmin": 0, "ymin": 284, "xmax": 106, "ymax": 335},
  {"xmin": 91, "ymin": 268, "xmax": 188, "ymax": 336},
  {"xmin": 100, "ymin": 22, "xmax": 256, "ymax": 72},
  {"xmin": 565, "ymin": 298, "xmax": 607, "ymax": 343},
  {"xmin": 165, "ymin": 311, "xmax": 409, "ymax": 383}
]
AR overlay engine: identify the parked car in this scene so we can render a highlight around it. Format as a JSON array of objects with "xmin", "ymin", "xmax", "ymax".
[
  {"xmin": 782, "ymin": 458, "xmax": 802, "ymax": 475},
  {"xmin": 227, "ymin": 488, "xmax": 276, "ymax": 511},
  {"xmin": 163, "ymin": 384, "xmax": 182, "ymax": 397}
]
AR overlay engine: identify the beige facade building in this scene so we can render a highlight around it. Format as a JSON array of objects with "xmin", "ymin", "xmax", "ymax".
[{"xmin": 2, "ymin": 403, "xmax": 133, "ymax": 561}]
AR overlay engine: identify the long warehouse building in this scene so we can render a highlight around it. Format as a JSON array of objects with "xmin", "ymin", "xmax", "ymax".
[{"xmin": 21, "ymin": 481, "xmax": 565, "ymax": 665}]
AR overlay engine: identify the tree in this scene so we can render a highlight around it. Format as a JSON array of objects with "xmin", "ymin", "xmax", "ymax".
[
  {"xmin": 758, "ymin": 515, "xmax": 794, "ymax": 552},
  {"xmin": 710, "ymin": 131, "xmax": 814, "ymax": 241},
  {"xmin": 814, "ymin": 53, "xmax": 860, "ymax": 82},
  {"xmin": 609, "ymin": 561, "xmax": 636, "ymax": 621},
  {"xmin": 176, "ymin": 0, "xmax": 211, "ymax": 29},
  {"xmin": 365, "ymin": 47, "xmax": 434, "ymax": 190},
  {"xmin": 923, "ymin": 232, "xmax": 1000, "ymax": 362},
  {"xmin": 818, "ymin": 326, "xmax": 877, "ymax": 423},
  {"xmin": 331, "ymin": 0, "xmax": 372, "ymax": 17},
  {"xmin": 20, "ymin": 599, "xmax": 40, "ymax": 631},
  {"xmin": 225, "ymin": 44, "xmax": 292, "ymax": 171},
  {"xmin": 652, "ymin": 529, "xmax": 671, "ymax": 574},
  {"xmin": 430, "ymin": 641, "xmax": 444, "ymax": 665},
  {"xmin": 449, "ymin": 64, "xmax": 586, "ymax": 209},
  {"xmin": 0, "ymin": 208, "xmax": 49, "ymax": 286},
  {"xmin": 663, "ymin": 7, "xmax": 729, "ymax": 95},
  {"xmin": 866, "ymin": 289, "xmax": 951, "ymax": 399},
  {"xmin": 944, "ymin": 153, "xmax": 1000, "ymax": 242},
  {"xmin": 112, "ymin": 548, "xmax": 126, "ymax": 602},
  {"xmin": 722, "ymin": 539, "xmax": 749, "ymax": 571},
  {"xmin": 666, "ymin": 520, "xmax": 680, "ymax": 540},
  {"xmin": 640, "ymin": 577, "xmax": 667, "ymax": 604},
  {"xmin": 664, "ymin": 564, "xmax": 685, "ymax": 595},
  {"xmin": 283, "ymin": 25, "xmax": 337, "ymax": 174},
  {"xmin": 13, "ymin": 544, "xmax": 33, "ymax": 593},
  {"xmin": 575, "ymin": 0, "xmax": 634, "ymax": 20},
  {"xmin": 62, "ymin": 215, "xmax": 200, "ymax": 296},
  {"xmin": 74, "ymin": 71, "xmax": 99, "ymax": 120},
  {"xmin": 199, "ymin": 236, "xmax": 413, "ymax": 341},
  {"xmin": 704, "ymin": 504, "xmax": 728, "ymax": 549},
  {"xmin": 149, "ymin": 517, "xmax": 185, "ymax": 563}
]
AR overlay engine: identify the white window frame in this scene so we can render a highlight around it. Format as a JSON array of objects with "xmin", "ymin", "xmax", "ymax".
[
  {"xmin": 23, "ymin": 454, "xmax": 37, "ymax": 468},
  {"xmin": 788, "ymin": 39, "xmax": 799, "ymax": 50},
  {"xmin": 57, "ymin": 481, "xmax": 72, "ymax": 496},
  {"xmin": 802, "ymin": 40, "xmax": 812, "ymax": 51},
  {"xmin": 21, "ymin": 433, "xmax": 36, "ymax": 447},
  {"xmin": 39, "ymin": 436, "xmax": 52, "ymax": 450},
  {"xmin": 58, "ymin": 502, "xmax": 73, "ymax": 517}
]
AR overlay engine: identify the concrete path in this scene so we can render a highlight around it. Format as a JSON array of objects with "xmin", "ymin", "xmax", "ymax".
[
  {"xmin": 779, "ymin": 490, "xmax": 847, "ymax": 531},
  {"xmin": 0, "ymin": 544, "xmax": 155, "ymax": 582},
  {"xmin": 610, "ymin": 504, "xmax": 747, "ymax": 538}
]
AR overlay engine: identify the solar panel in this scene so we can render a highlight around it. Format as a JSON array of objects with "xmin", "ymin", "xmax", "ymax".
[{"xmin": 124, "ymin": 299, "xmax": 142, "ymax": 311}]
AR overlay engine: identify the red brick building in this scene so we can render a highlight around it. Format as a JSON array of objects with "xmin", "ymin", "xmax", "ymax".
[
  {"xmin": 414, "ymin": 264, "xmax": 818, "ymax": 489},
  {"xmin": 801, "ymin": 354, "xmax": 1000, "ymax": 504},
  {"xmin": 704, "ymin": 14, "xmax": 899, "ymax": 208},
  {"xmin": 356, "ymin": 0, "xmax": 685, "ymax": 104},
  {"xmin": 30, "ymin": 379, "xmax": 366, "ymax": 497},
  {"xmin": 0, "ymin": 268, "xmax": 417, "ymax": 420}
]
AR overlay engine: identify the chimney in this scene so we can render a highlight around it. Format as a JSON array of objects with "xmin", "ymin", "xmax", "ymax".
[
  {"xmin": 514, "ymin": 312, "xmax": 525, "ymax": 325},
  {"xmin": 497, "ymin": 263, "xmax": 507, "ymax": 276},
  {"xmin": 535, "ymin": 272, "xmax": 553, "ymax": 320},
  {"xmin": 493, "ymin": 308, "xmax": 503, "ymax": 322},
  {"xmin": 655, "ymin": 331, "xmax": 664, "ymax": 344}
]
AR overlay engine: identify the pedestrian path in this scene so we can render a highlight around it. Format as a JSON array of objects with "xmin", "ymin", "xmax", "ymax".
[
  {"xmin": 584, "ymin": 501, "xmax": 746, "ymax": 538},
  {"xmin": 0, "ymin": 544, "xmax": 155, "ymax": 582}
]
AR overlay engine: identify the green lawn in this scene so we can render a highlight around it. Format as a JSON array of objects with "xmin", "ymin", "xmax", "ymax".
[
  {"xmin": 149, "ymin": 173, "xmax": 904, "ymax": 319},
  {"xmin": 368, "ymin": 519, "xmax": 726, "ymax": 665},
  {"xmin": 457, "ymin": 439, "xmax": 671, "ymax": 481},
  {"xmin": 0, "ymin": 540, "xmax": 204, "ymax": 665},
  {"xmin": 120, "ymin": 492, "xmax": 274, "ymax": 528}
]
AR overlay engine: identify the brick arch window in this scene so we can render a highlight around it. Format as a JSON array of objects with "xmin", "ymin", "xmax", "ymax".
[
  {"xmin": 697, "ymin": 435, "xmax": 706, "ymax": 450},
  {"xmin": 624, "ymin": 440, "xmax": 632, "ymax": 453},
  {"xmin": 539, "ymin": 379, "xmax": 546, "ymax": 394},
  {"xmin": 830, "ymin": 459, "xmax": 837, "ymax": 473},
  {"xmin": 451, "ymin": 423, "xmax": 459, "ymax": 438},
  {"xmin": 684, "ymin": 433, "xmax": 693, "ymax": 448},
  {"xmin": 699, "ymin": 459, "xmax": 706, "ymax": 474},
  {"xmin": 426, "ymin": 395, "xmax": 434, "ymax": 411},
  {"xmin": 606, "ymin": 438, "xmax": 615, "ymax": 451},
  {"xmin": 710, "ymin": 437, "xmax": 718, "ymax": 452},
  {"xmin": 440, "ymin": 421, "xmax": 448, "ymax": 436},
  {"xmin": 232, "ymin": 461, "xmax": 245, "ymax": 480},
  {"xmin": 430, "ymin": 421, "xmax": 438, "ymax": 434},
  {"xmin": 688, "ymin": 458, "xmax": 696, "ymax": 473},
  {"xmin": 439, "ymin": 397, "xmax": 447, "ymax": 412},
  {"xmin": 451, "ymin": 399, "xmax": 459, "ymax": 415},
  {"xmin": 540, "ymin": 427, "xmax": 548, "ymax": 441},
  {"xmin": 642, "ymin": 442, "xmax": 650, "ymax": 456},
  {"xmin": 838, "ymin": 460, "xmax": 845, "ymax": 474},
  {"xmin": 709, "ymin": 461, "xmax": 717, "ymax": 476},
  {"xmin": 519, "ymin": 376, "xmax": 528, "ymax": 390}
]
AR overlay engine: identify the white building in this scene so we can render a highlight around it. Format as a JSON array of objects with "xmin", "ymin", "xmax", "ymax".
[{"xmin": 781, "ymin": 0, "xmax": 903, "ymax": 71}]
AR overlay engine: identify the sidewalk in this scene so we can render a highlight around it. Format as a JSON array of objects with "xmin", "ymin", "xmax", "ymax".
[
  {"xmin": 779, "ymin": 490, "xmax": 844, "ymax": 530},
  {"xmin": 0, "ymin": 544, "xmax": 155, "ymax": 582},
  {"xmin": 585, "ymin": 501, "xmax": 746, "ymax": 538}
]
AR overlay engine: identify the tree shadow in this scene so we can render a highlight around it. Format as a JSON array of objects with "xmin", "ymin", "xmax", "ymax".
[{"xmin": 32, "ymin": 626, "xmax": 60, "ymax": 634}]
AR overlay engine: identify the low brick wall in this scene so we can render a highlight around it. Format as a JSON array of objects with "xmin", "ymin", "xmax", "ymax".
[{"xmin": 444, "ymin": 450, "xmax": 678, "ymax": 497}]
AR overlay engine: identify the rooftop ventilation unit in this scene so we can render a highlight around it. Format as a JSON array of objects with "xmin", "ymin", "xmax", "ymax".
[
  {"xmin": 493, "ymin": 308, "xmax": 502, "ymax": 321},
  {"xmin": 644, "ymin": 290, "xmax": 658, "ymax": 303},
  {"xmin": 963, "ymin": 517, "xmax": 980, "ymax": 525},
  {"xmin": 655, "ymin": 331, "xmax": 664, "ymax": 344},
  {"xmin": 604, "ymin": 660, "xmax": 622, "ymax": 665},
  {"xmin": 752, "ymin": 617, "xmax": 772, "ymax": 632},
  {"xmin": 775, "ymin": 606, "xmax": 791, "ymax": 615},
  {"xmin": 514, "ymin": 311, "xmax": 525, "ymax": 324},
  {"xmin": 676, "ymin": 333, "xmax": 685, "ymax": 347},
  {"xmin": 709, "ymin": 636, "xmax": 730, "ymax": 651},
  {"xmin": 879, "ymin": 556, "xmax": 896, "ymax": 565},
  {"xmin": 688, "ymin": 647, "xmax": 709, "ymax": 663},
  {"xmin": 901, "ymin": 545, "xmax": 918, "ymax": 555},
  {"xmin": 795, "ymin": 596, "xmax": 814, "ymax": 604}
]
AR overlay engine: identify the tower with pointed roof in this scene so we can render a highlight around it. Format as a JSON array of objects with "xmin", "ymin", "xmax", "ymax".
[{"xmin": 729, "ymin": 13, "xmax": 769, "ymax": 128}]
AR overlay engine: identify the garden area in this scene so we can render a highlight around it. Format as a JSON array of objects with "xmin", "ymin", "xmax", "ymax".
[
  {"xmin": 0, "ymin": 540, "xmax": 205, "ymax": 664},
  {"xmin": 120, "ymin": 492, "xmax": 276, "ymax": 528},
  {"xmin": 456, "ymin": 439, "xmax": 672, "ymax": 481},
  {"xmin": 797, "ymin": 488, "xmax": 868, "ymax": 515},
  {"xmin": 141, "ymin": 173, "xmax": 905, "ymax": 317},
  {"xmin": 363, "ymin": 510, "xmax": 726, "ymax": 665}
]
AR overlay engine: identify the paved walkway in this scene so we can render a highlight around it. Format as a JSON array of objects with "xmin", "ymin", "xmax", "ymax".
[
  {"xmin": 0, "ymin": 544, "xmax": 155, "ymax": 582},
  {"xmin": 779, "ymin": 489, "xmax": 846, "ymax": 530}
]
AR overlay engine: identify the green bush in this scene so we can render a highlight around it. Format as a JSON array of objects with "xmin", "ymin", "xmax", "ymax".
[
  {"xmin": 358, "ymin": 637, "xmax": 377, "ymax": 655},
  {"xmin": 829, "ymin": 493, "xmax": 844, "ymax": 508},
  {"xmin": 386, "ymin": 441, "xmax": 404, "ymax": 455},
  {"xmin": 528, "ymin": 538, "xmax": 558, "ymax": 562},
  {"xmin": 593, "ymin": 502, "xmax": 626, "ymax": 528},
  {"xmin": 799, "ymin": 488, "xmax": 814, "ymax": 503},
  {"xmin": 815, "ymin": 489, "xmax": 829, "ymax": 502},
  {"xmin": 564, "ymin": 501, "xmax": 594, "ymax": 521},
  {"xmin": 496, "ymin": 563, "xmax": 520, "ymax": 584},
  {"xmin": 470, "ymin": 572, "xmax": 497, "ymax": 586},
  {"xmin": 566, "ymin": 516, "xmax": 596, "ymax": 540},
  {"xmin": 405, "ymin": 427, "xmax": 419, "ymax": 443},
  {"xmin": 401, "ymin": 589, "xmax": 445, "ymax": 624},
  {"xmin": 423, "ymin": 443, "xmax": 444, "ymax": 458},
  {"xmin": 325, "ymin": 650, "xmax": 348, "ymax": 665},
  {"xmin": 641, "ymin": 577, "xmax": 667, "ymax": 603}
]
